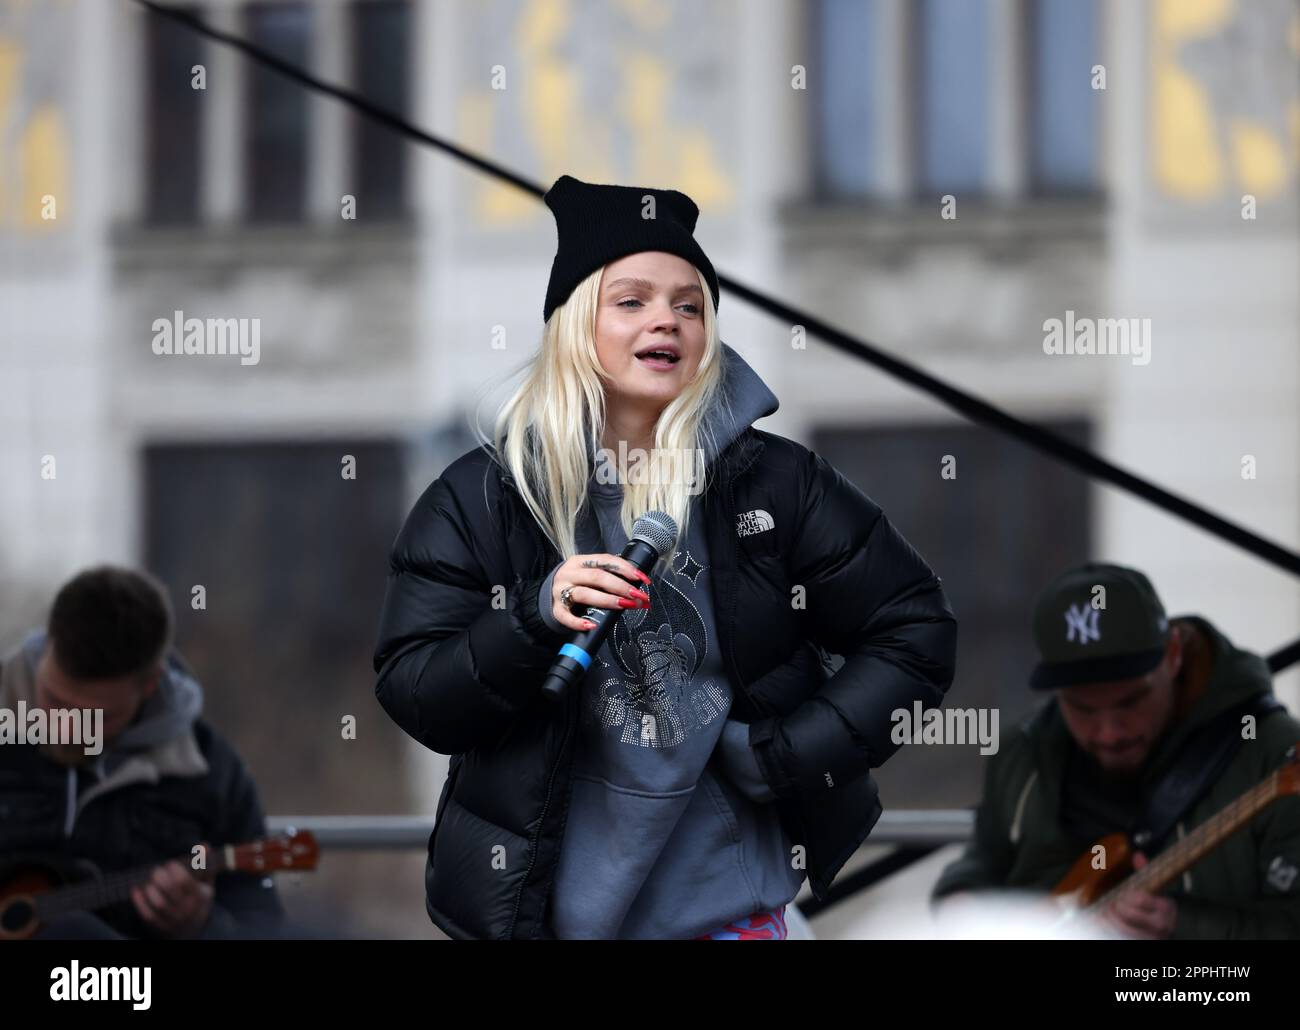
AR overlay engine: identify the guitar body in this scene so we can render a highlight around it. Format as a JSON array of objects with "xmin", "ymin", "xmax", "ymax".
[
  {"xmin": 0, "ymin": 865, "xmax": 74, "ymax": 940},
  {"xmin": 1050, "ymin": 832, "xmax": 1135, "ymax": 909}
]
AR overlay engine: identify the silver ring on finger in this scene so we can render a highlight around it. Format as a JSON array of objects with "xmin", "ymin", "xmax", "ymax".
[{"xmin": 560, "ymin": 585, "xmax": 576, "ymax": 612}]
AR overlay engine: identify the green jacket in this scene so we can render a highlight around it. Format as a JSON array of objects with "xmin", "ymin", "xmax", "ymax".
[{"xmin": 931, "ymin": 615, "xmax": 1300, "ymax": 939}]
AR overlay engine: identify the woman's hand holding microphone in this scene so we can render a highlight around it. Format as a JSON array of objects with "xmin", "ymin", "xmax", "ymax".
[{"xmin": 549, "ymin": 554, "xmax": 652, "ymax": 632}]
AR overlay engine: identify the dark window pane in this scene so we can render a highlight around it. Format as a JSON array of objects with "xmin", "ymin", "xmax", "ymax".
[
  {"xmin": 144, "ymin": 440, "xmax": 416, "ymax": 934},
  {"xmin": 245, "ymin": 3, "xmax": 311, "ymax": 223},
  {"xmin": 145, "ymin": 5, "xmax": 205, "ymax": 224},
  {"xmin": 812, "ymin": 420, "xmax": 1092, "ymax": 808},
  {"xmin": 812, "ymin": 0, "xmax": 876, "ymax": 200},
  {"xmin": 1029, "ymin": 0, "xmax": 1099, "ymax": 193},
  {"xmin": 350, "ymin": 0, "xmax": 411, "ymax": 220},
  {"xmin": 917, "ymin": 0, "xmax": 990, "ymax": 195}
]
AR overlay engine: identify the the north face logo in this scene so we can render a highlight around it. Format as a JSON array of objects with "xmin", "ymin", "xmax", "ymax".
[
  {"xmin": 736, "ymin": 509, "xmax": 774, "ymax": 537},
  {"xmin": 1064, "ymin": 602, "xmax": 1101, "ymax": 645}
]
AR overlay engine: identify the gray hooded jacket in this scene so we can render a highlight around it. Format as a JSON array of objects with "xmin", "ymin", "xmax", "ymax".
[{"xmin": 537, "ymin": 345, "xmax": 805, "ymax": 938}]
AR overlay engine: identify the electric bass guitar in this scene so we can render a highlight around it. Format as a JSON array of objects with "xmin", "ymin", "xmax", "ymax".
[{"xmin": 1050, "ymin": 744, "xmax": 1299, "ymax": 919}]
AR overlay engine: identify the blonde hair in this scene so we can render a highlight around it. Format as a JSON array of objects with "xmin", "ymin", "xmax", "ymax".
[{"xmin": 472, "ymin": 264, "xmax": 730, "ymax": 566}]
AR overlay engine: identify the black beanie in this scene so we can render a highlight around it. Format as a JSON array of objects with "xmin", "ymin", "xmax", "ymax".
[{"xmin": 542, "ymin": 174, "xmax": 721, "ymax": 324}]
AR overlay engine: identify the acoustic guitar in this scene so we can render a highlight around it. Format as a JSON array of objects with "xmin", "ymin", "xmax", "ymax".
[{"xmin": 0, "ymin": 829, "xmax": 319, "ymax": 939}]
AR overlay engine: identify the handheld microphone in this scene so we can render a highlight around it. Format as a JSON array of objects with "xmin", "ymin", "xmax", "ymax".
[{"xmin": 539, "ymin": 511, "xmax": 678, "ymax": 703}]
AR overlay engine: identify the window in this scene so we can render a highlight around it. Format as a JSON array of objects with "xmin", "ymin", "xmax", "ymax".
[
  {"xmin": 244, "ymin": 2, "xmax": 312, "ymax": 223},
  {"xmin": 145, "ymin": 440, "xmax": 420, "ymax": 936},
  {"xmin": 812, "ymin": 420, "xmax": 1092, "ymax": 808},
  {"xmin": 1027, "ymin": 0, "xmax": 1099, "ymax": 193},
  {"xmin": 144, "ymin": 4, "xmax": 206, "ymax": 224},
  {"xmin": 916, "ymin": 0, "xmax": 991, "ymax": 195},
  {"xmin": 810, "ymin": 0, "xmax": 1101, "ymax": 202},
  {"xmin": 812, "ymin": 0, "xmax": 876, "ymax": 200},
  {"xmin": 349, "ymin": 0, "xmax": 412, "ymax": 220}
]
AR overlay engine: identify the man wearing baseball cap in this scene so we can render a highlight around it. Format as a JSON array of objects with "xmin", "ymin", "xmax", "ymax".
[{"xmin": 932, "ymin": 562, "xmax": 1300, "ymax": 939}]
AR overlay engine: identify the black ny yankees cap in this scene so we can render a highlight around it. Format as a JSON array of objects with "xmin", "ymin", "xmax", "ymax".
[{"xmin": 1029, "ymin": 562, "xmax": 1170, "ymax": 690}]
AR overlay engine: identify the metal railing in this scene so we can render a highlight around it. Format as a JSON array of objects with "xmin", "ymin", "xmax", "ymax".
[
  {"xmin": 267, "ymin": 809, "xmax": 972, "ymax": 849},
  {"xmin": 266, "ymin": 810, "xmax": 974, "ymax": 917}
]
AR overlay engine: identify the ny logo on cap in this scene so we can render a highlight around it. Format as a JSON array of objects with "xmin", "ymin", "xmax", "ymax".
[{"xmin": 1064, "ymin": 602, "xmax": 1101, "ymax": 645}]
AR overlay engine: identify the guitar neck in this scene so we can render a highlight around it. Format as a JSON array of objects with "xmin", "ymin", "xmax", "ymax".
[
  {"xmin": 1093, "ymin": 769, "xmax": 1282, "ymax": 910},
  {"xmin": 33, "ymin": 848, "xmax": 231, "ymax": 922}
]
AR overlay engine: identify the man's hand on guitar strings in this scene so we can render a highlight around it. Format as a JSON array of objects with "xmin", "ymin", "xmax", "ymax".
[
  {"xmin": 129, "ymin": 846, "xmax": 215, "ymax": 939},
  {"xmin": 1100, "ymin": 852, "xmax": 1178, "ymax": 939}
]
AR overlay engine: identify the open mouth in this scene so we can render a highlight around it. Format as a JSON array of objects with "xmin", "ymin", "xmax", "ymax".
[{"xmin": 635, "ymin": 349, "xmax": 681, "ymax": 365}]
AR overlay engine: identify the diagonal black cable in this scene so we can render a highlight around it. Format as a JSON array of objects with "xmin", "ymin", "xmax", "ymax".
[
  {"xmin": 131, "ymin": 0, "xmax": 1300, "ymax": 672},
  {"xmin": 721, "ymin": 275, "xmax": 1300, "ymax": 578},
  {"xmin": 1268, "ymin": 638, "xmax": 1300, "ymax": 675}
]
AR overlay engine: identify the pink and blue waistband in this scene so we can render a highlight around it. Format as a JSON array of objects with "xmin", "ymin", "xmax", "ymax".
[{"xmin": 693, "ymin": 904, "xmax": 788, "ymax": 940}]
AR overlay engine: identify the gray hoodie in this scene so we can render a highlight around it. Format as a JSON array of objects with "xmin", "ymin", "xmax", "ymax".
[
  {"xmin": 541, "ymin": 344, "xmax": 805, "ymax": 938},
  {"xmin": 14, "ymin": 629, "xmax": 208, "ymax": 836}
]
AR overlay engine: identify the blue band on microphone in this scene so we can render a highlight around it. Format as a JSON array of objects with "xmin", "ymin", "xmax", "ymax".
[{"xmin": 559, "ymin": 643, "xmax": 592, "ymax": 669}]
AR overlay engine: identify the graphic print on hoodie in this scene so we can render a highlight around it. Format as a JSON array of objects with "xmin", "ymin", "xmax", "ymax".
[
  {"xmin": 546, "ymin": 343, "xmax": 805, "ymax": 939},
  {"xmin": 585, "ymin": 541, "xmax": 724, "ymax": 750}
]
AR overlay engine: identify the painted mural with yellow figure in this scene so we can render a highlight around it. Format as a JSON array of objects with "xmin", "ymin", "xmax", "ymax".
[
  {"xmin": 1153, "ymin": 0, "xmax": 1300, "ymax": 200},
  {"xmin": 456, "ymin": 0, "xmax": 734, "ymax": 227},
  {"xmin": 0, "ymin": 0, "xmax": 71, "ymax": 232}
]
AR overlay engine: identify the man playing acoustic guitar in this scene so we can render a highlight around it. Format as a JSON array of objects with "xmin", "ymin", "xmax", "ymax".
[
  {"xmin": 0, "ymin": 566, "xmax": 285, "ymax": 939},
  {"xmin": 932, "ymin": 562, "xmax": 1300, "ymax": 939}
]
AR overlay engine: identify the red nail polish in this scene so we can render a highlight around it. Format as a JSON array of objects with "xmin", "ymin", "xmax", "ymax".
[
  {"xmin": 636, "ymin": 571, "xmax": 651, "ymax": 585},
  {"xmin": 618, "ymin": 598, "xmax": 638, "ymax": 608}
]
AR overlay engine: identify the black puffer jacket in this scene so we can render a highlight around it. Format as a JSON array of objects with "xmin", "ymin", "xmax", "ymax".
[{"xmin": 373, "ymin": 428, "xmax": 957, "ymax": 939}]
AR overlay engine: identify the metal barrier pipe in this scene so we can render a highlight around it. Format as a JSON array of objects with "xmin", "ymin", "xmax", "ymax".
[{"xmin": 265, "ymin": 809, "xmax": 975, "ymax": 850}]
